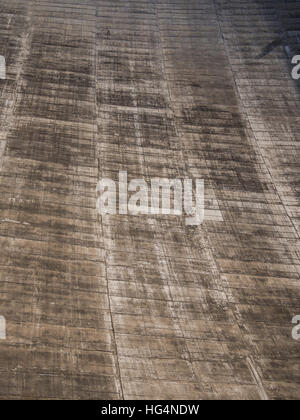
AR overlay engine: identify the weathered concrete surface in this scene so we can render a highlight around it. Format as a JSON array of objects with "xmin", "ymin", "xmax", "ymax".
[{"xmin": 0, "ymin": 0, "xmax": 299, "ymax": 400}]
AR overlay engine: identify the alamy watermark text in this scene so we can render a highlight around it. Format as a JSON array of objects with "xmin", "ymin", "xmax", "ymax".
[
  {"xmin": 292, "ymin": 55, "xmax": 300, "ymax": 80},
  {"xmin": 0, "ymin": 55, "xmax": 6, "ymax": 80},
  {"xmin": 0, "ymin": 316, "xmax": 6, "ymax": 340},
  {"xmin": 96, "ymin": 171, "xmax": 205, "ymax": 226}
]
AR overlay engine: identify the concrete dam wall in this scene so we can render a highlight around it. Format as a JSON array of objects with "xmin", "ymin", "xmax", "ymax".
[{"xmin": 0, "ymin": 0, "xmax": 300, "ymax": 400}]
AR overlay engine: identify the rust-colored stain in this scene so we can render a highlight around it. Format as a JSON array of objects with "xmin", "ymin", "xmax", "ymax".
[{"xmin": 0, "ymin": 0, "xmax": 300, "ymax": 400}]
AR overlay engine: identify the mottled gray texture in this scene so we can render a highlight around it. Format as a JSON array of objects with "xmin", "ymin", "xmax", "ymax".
[{"xmin": 0, "ymin": 0, "xmax": 299, "ymax": 400}]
